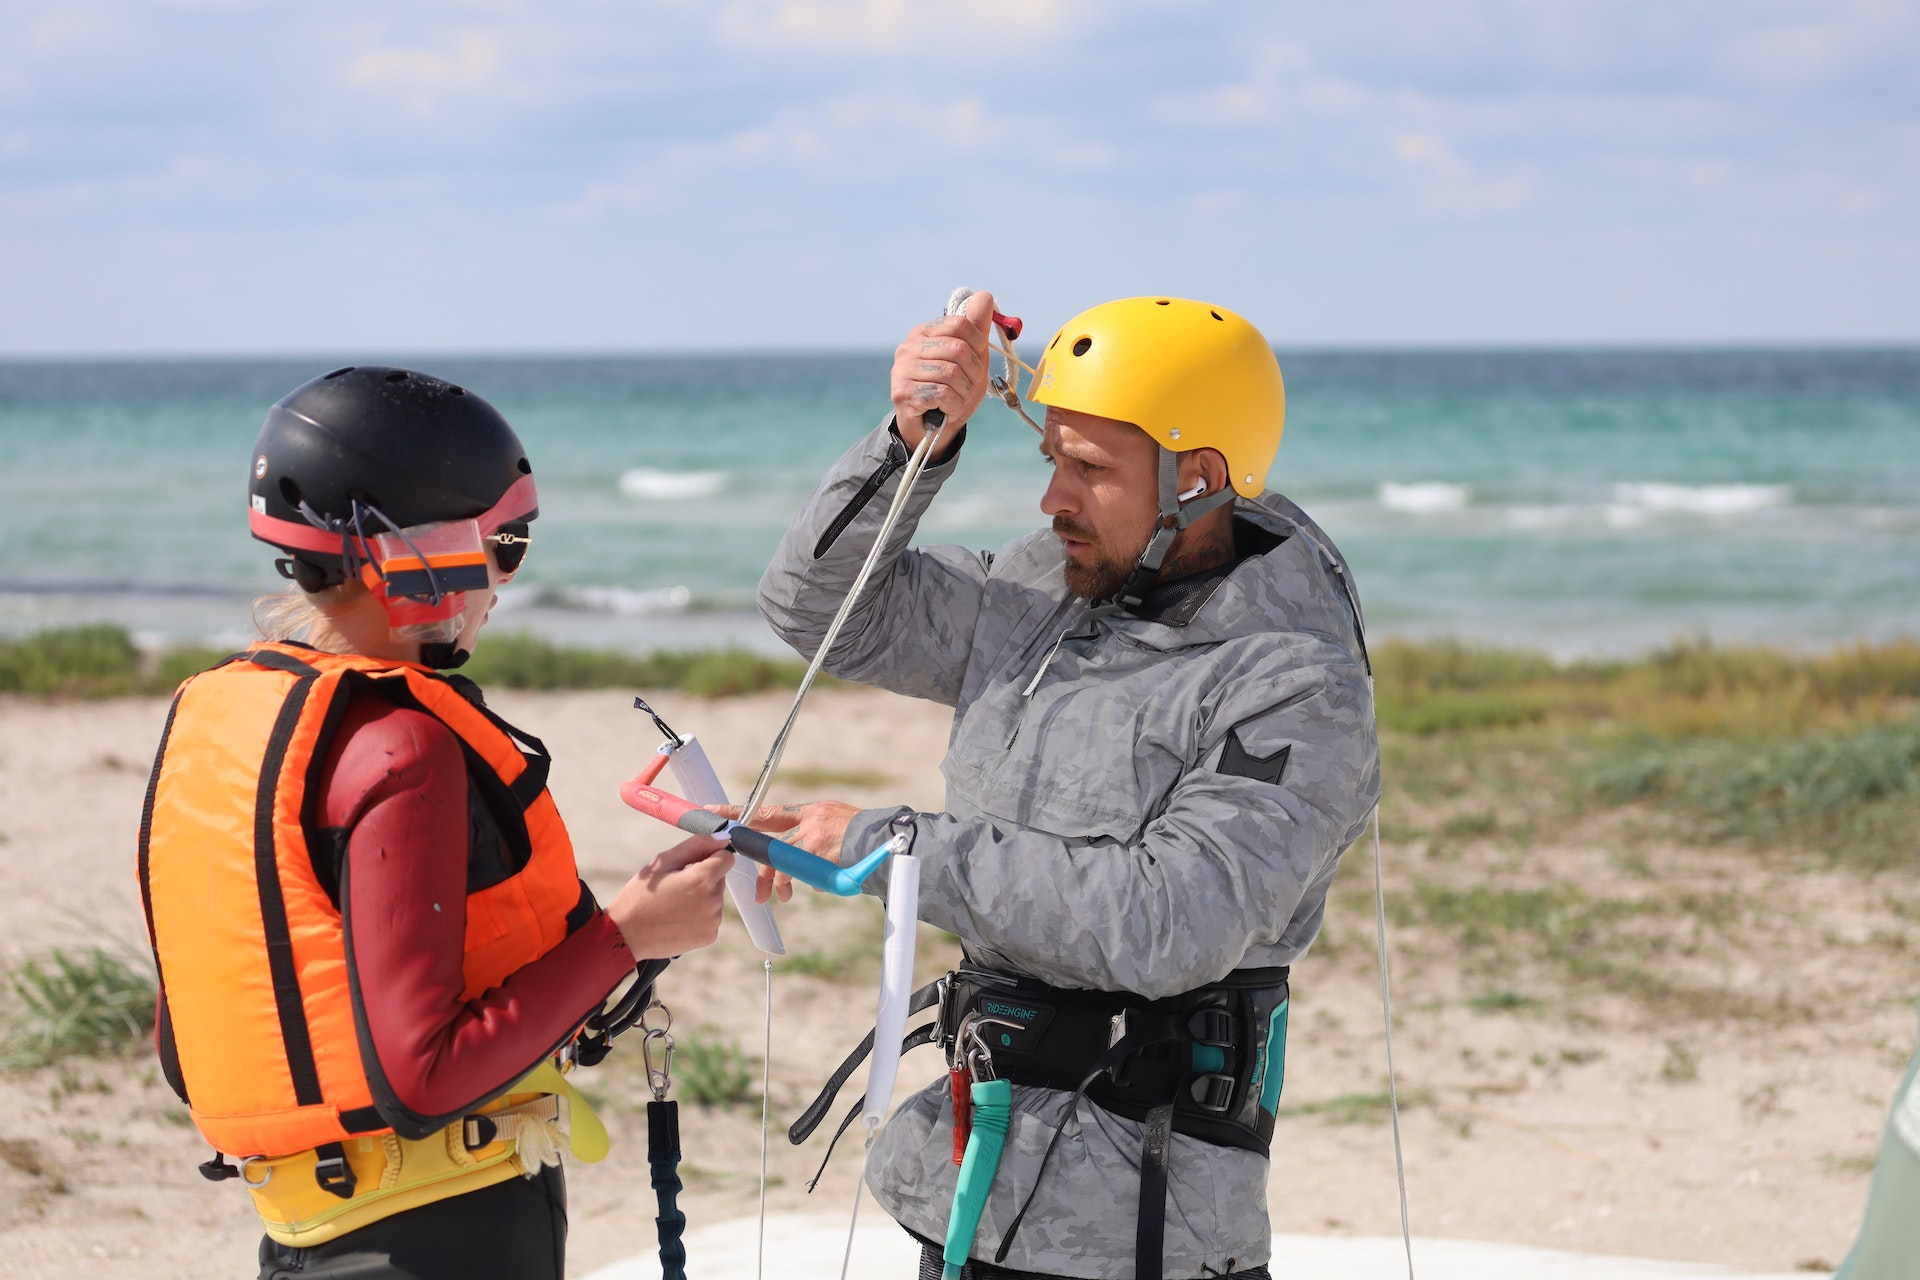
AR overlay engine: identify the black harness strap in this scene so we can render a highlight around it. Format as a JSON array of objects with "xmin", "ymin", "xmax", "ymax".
[
  {"xmin": 789, "ymin": 978, "xmax": 943, "ymax": 1144},
  {"xmin": 1135, "ymin": 1103, "xmax": 1175, "ymax": 1280},
  {"xmin": 799, "ymin": 1021, "xmax": 941, "ymax": 1192},
  {"xmin": 991, "ymin": 1016, "xmax": 1185, "ymax": 1269},
  {"xmin": 796, "ymin": 966, "xmax": 1290, "ymax": 1279}
]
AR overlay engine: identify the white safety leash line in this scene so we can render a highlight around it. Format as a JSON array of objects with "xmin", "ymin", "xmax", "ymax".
[
  {"xmin": 838, "ymin": 1143, "xmax": 872, "ymax": 1280},
  {"xmin": 740, "ymin": 289, "xmax": 980, "ymax": 828},
  {"xmin": 1370, "ymin": 789, "xmax": 1416, "ymax": 1279},
  {"xmin": 739, "ymin": 291, "xmax": 969, "ymax": 1280},
  {"xmin": 737, "ymin": 417, "xmax": 948, "ymax": 829},
  {"xmin": 757, "ymin": 955, "xmax": 774, "ymax": 1280}
]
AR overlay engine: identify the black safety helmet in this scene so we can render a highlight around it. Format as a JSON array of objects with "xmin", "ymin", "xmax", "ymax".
[{"xmin": 248, "ymin": 365, "xmax": 539, "ymax": 591}]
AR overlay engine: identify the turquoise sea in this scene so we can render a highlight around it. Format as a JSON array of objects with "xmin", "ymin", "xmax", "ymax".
[{"xmin": 2, "ymin": 350, "xmax": 1917, "ymax": 658}]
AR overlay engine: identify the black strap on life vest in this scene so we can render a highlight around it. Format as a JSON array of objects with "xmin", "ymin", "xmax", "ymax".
[{"xmin": 313, "ymin": 1141, "xmax": 357, "ymax": 1199}]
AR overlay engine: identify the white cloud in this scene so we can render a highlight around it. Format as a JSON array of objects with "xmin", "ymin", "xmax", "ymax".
[
  {"xmin": 559, "ymin": 87, "xmax": 1023, "ymax": 219},
  {"xmin": 348, "ymin": 31, "xmax": 507, "ymax": 114},
  {"xmin": 1714, "ymin": 1, "xmax": 1917, "ymax": 90},
  {"xmin": 714, "ymin": 0, "xmax": 1084, "ymax": 54},
  {"xmin": 1048, "ymin": 142, "xmax": 1113, "ymax": 172},
  {"xmin": 1393, "ymin": 132, "xmax": 1538, "ymax": 214},
  {"xmin": 1151, "ymin": 41, "xmax": 1335, "ymax": 128},
  {"xmin": 1, "ymin": 0, "xmax": 1916, "ymax": 350},
  {"xmin": 27, "ymin": 7, "xmax": 129, "ymax": 57}
]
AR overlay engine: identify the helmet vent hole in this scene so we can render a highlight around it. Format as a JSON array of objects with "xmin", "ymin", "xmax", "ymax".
[
  {"xmin": 278, "ymin": 477, "xmax": 303, "ymax": 508},
  {"xmin": 1071, "ymin": 337, "xmax": 1093, "ymax": 357},
  {"xmin": 324, "ymin": 366, "xmax": 354, "ymax": 379},
  {"xmin": 383, "ymin": 371, "xmax": 409, "ymax": 383},
  {"xmin": 1048, "ymin": 333, "xmax": 1061, "ymax": 350},
  {"xmin": 1156, "ymin": 300, "xmax": 1170, "ymax": 306},
  {"xmin": 448, "ymin": 385, "xmax": 466, "ymax": 396},
  {"xmin": 516, "ymin": 457, "xmax": 532, "ymax": 475},
  {"xmin": 1210, "ymin": 310, "xmax": 1223, "ymax": 321}
]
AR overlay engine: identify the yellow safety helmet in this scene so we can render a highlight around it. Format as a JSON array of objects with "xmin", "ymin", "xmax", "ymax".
[{"xmin": 1027, "ymin": 297, "xmax": 1285, "ymax": 498}]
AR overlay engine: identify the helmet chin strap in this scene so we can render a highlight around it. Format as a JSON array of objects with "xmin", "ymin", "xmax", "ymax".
[
  {"xmin": 417, "ymin": 641, "xmax": 470, "ymax": 670},
  {"xmin": 1092, "ymin": 446, "xmax": 1236, "ymax": 616}
]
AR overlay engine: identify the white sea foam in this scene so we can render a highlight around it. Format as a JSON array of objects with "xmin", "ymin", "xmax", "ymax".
[
  {"xmin": 1504, "ymin": 505, "xmax": 1581, "ymax": 531},
  {"xmin": 488, "ymin": 583, "xmax": 535, "ymax": 613},
  {"xmin": 556, "ymin": 584, "xmax": 693, "ymax": 615},
  {"xmin": 1610, "ymin": 482, "xmax": 1790, "ymax": 516},
  {"xmin": 618, "ymin": 468, "xmax": 727, "ymax": 501},
  {"xmin": 924, "ymin": 494, "xmax": 1023, "ymax": 529},
  {"xmin": 1379, "ymin": 481, "xmax": 1471, "ymax": 513}
]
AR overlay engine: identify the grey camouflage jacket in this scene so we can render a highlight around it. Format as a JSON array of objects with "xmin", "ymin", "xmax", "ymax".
[{"xmin": 758, "ymin": 420, "xmax": 1381, "ymax": 1279}]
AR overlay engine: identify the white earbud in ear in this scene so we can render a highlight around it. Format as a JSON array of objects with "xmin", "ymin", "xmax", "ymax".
[{"xmin": 1177, "ymin": 478, "xmax": 1208, "ymax": 502}]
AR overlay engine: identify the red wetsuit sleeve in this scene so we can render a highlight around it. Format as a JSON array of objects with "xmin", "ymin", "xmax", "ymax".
[{"xmin": 320, "ymin": 694, "xmax": 635, "ymax": 1122}]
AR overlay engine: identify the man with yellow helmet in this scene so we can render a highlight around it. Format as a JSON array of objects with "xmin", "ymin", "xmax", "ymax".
[{"xmin": 751, "ymin": 292, "xmax": 1380, "ymax": 1280}]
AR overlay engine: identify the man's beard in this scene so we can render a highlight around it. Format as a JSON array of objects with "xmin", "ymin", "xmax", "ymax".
[{"xmin": 1055, "ymin": 516, "xmax": 1146, "ymax": 601}]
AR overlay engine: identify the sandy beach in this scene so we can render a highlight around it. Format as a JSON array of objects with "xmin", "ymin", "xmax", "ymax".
[{"xmin": 0, "ymin": 685, "xmax": 1908, "ymax": 1278}]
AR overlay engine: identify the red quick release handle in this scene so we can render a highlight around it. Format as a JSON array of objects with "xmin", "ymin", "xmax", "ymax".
[
  {"xmin": 950, "ymin": 1067, "xmax": 972, "ymax": 1166},
  {"xmin": 634, "ymin": 752, "xmax": 670, "ymax": 787},
  {"xmin": 992, "ymin": 311, "xmax": 1022, "ymax": 341}
]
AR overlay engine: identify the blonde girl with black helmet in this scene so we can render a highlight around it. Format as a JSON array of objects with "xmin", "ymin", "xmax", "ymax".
[{"xmin": 138, "ymin": 366, "xmax": 732, "ymax": 1279}]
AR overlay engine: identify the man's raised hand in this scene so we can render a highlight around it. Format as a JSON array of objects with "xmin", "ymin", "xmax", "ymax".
[{"xmin": 891, "ymin": 289, "xmax": 997, "ymax": 460}]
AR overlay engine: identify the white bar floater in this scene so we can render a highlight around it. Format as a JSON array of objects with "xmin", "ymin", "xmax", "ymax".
[
  {"xmin": 659, "ymin": 735, "xmax": 785, "ymax": 957},
  {"xmin": 861, "ymin": 838, "xmax": 920, "ymax": 1132}
]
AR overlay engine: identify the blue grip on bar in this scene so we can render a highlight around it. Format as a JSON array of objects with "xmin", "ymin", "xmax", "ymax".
[{"xmin": 723, "ymin": 824, "xmax": 895, "ymax": 897}]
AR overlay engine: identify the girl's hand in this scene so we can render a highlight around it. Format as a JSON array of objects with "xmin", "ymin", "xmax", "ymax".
[{"xmin": 605, "ymin": 834, "xmax": 732, "ymax": 960}]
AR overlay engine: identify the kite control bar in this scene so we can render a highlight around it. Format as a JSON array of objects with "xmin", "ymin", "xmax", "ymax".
[{"xmin": 619, "ymin": 778, "xmax": 900, "ymax": 898}]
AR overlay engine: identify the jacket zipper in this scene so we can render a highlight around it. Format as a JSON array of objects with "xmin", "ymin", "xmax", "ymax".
[{"xmin": 1004, "ymin": 625, "xmax": 1075, "ymax": 750}]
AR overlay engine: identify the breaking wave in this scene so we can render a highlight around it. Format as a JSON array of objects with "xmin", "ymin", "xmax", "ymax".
[
  {"xmin": 1609, "ymin": 482, "xmax": 1791, "ymax": 516},
  {"xmin": 556, "ymin": 584, "xmax": 694, "ymax": 615},
  {"xmin": 619, "ymin": 469, "xmax": 727, "ymax": 501},
  {"xmin": 1378, "ymin": 481, "xmax": 1471, "ymax": 513}
]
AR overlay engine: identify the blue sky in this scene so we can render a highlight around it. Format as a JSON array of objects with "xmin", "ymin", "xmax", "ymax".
[{"xmin": 2, "ymin": 1, "xmax": 1916, "ymax": 353}]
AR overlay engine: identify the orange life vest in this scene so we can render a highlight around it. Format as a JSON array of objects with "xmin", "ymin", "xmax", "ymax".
[{"xmin": 138, "ymin": 641, "xmax": 595, "ymax": 1160}]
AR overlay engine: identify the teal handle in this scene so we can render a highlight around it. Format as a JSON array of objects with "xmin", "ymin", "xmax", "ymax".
[
  {"xmin": 943, "ymin": 1078, "xmax": 1013, "ymax": 1280},
  {"xmin": 725, "ymin": 826, "xmax": 894, "ymax": 897}
]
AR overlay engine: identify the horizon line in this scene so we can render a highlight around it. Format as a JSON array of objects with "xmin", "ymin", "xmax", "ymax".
[{"xmin": 4, "ymin": 338, "xmax": 1919, "ymax": 364}]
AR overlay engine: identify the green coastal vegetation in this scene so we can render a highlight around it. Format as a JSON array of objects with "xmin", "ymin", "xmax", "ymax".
[
  {"xmin": 2, "ymin": 625, "xmax": 1916, "ymax": 1069},
  {"xmin": 0, "ymin": 625, "xmax": 821, "ymax": 700},
  {"xmin": 1372, "ymin": 634, "xmax": 1920, "ymax": 870}
]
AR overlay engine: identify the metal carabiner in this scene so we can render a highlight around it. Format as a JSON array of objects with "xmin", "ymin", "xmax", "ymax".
[
  {"xmin": 640, "ymin": 999, "xmax": 675, "ymax": 1102},
  {"xmin": 958, "ymin": 1014, "xmax": 1023, "ymax": 1083}
]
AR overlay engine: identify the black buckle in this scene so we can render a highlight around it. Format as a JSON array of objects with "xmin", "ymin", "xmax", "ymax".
[
  {"xmin": 1187, "ymin": 1008, "xmax": 1235, "ymax": 1048},
  {"xmin": 573, "ymin": 1030, "xmax": 612, "ymax": 1068},
  {"xmin": 1107, "ymin": 1010, "xmax": 1133, "ymax": 1087},
  {"xmin": 198, "ymin": 1152, "xmax": 240, "ymax": 1182},
  {"xmin": 935, "ymin": 974, "xmax": 959, "ymax": 1061},
  {"xmin": 312, "ymin": 1143, "xmax": 357, "ymax": 1200},
  {"xmin": 463, "ymin": 1115, "xmax": 499, "ymax": 1151},
  {"xmin": 1188, "ymin": 1072, "xmax": 1235, "ymax": 1112}
]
